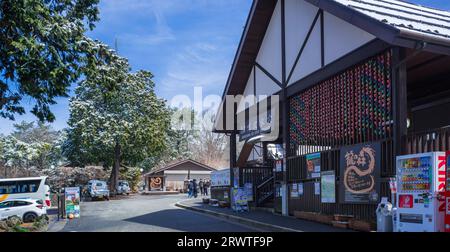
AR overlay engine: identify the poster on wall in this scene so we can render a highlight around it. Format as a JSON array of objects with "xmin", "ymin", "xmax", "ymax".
[
  {"xmin": 314, "ymin": 182, "xmax": 321, "ymax": 195},
  {"xmin": 321, "ymin": 171, "xmax": 336, "ymax": 203},
  {"xmin": 275, "ymin": 159, "xmax": 283, "ymax": 172},
  {"xmin": 65, "ymin": 187, "xmax": 80, "ymax": 218},
  {"xmin": 150, "ymin": 177, "xmax": 163, "ymax": 190},
  {"xmin": 211, "ymin": 169, "xmax": 230, "ymax": 187},
  {"xmin": 298, "ymin": 183, "xmax": 304, "ymax": 196},
  {"xmin": 339, "ymin": 143, "xmax": 381, "ymax": 204},
  {"xmin": 244, "ymin": 183, "xmax": 253, "ymax": 201},
  {"xmin": 306, "ymin": 153, "xmax": 321, "ymax": 179},
  {"xmin": 290, "ymin": 183, "xmax": 300, "ymax": 198}
]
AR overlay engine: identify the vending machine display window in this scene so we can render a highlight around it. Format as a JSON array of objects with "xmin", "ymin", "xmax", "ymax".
[{"xmin": 398, "ymin": 157, "xmax": 432, "ymax": 193}]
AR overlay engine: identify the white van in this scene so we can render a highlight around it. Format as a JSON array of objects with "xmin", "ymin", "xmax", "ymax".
[{"xmin": 0, "ymin": 177, "xmax": 51, "ymax": 207}]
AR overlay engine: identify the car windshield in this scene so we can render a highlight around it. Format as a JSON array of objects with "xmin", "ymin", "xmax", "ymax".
[{"xmin": 96, "ymin": 183, "xmax": 104, "ymax": 187}]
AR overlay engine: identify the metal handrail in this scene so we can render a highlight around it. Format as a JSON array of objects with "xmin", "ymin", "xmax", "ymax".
[{"xmin": 257, "ymin": 175, "xmax": 274, "ymax": 190}]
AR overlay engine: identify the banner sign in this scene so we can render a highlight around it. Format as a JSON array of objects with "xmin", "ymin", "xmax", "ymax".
[
  {"xmin": 231, "ymin": 187, "xmax": 249, "ymax": 212},
  {"xmin": 306, "ymin": 153, "xmax": 321, "ymax": 179},
  {"xmin": 321, "ymin": 171, "xmax": 336, "ymax": 203},
  {"xmin": 340, "ymin": 143, "xmax": 381, "ymax": 204},
  {"xmin": 65, "ymin": 187, "xmax": 80, "ymax": 218},
  {"xmin": 211, "ymin": 169, "xmax": 230, "ymax": 187}
]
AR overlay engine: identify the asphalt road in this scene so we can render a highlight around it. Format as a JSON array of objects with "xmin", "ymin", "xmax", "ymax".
[{"xmin": 60, "ymin": 195, "xmax": 258, "ymax": 232}]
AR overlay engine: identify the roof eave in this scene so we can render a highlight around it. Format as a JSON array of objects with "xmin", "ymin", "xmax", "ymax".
[{"xmin": 307, "ymin": 0, "xmax": 450, "ymax": 55}]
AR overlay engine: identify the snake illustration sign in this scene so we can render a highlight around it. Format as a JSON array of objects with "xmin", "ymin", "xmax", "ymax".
[
  {"xmin": 150, "ymin": 177, "xmax": 163, "ymax": 190},
  {"xmin": 340, "ymin": 143, "xmax": 381, "ymax": 204}
]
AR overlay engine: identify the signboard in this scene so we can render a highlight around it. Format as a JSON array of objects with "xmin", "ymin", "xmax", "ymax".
[
  {"xmin": 65, "ymin": 187, "xmax": 80, "ymax": 218},
  {"xmin": 290, "ymin": 183, "xmax": 300, "ymax": 198},
  {"xmin": 231, "ymin": 187, "xmax": 248, "ymax": 212},
  {"xmin": 211, "ymin": 169, "xmax": 230, "ymax": 187},
  {"xmin": 150, "ymin": 177, "xmax": 163, "ymax": 190},
  {"xmin": 244, "ymin": 183, "xmax": 253, "ymax": 201},
  {"xmin": 340, "ymin": 143, "xmax": 381, "ymax": 204},
  {"xmin": 321, "ymin": 171, "xmax": 336, "ymax": 203},
  {"xmin": 306, "ymin": 153, "xmax": 321, "ymax": 179}
]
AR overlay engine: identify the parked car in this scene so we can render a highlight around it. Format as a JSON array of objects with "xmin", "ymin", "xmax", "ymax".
[
  {"xmin": 117, "ymin": 180, "xmax": 130, "ymax": 195},
  {"xmin": 87, "ymin": 180, "xmax": 110, "ymax": 201},
  {"xmin": 0, "ymin": 198, "xmax": 47, "ymax": 223},
  {"xmin": 44, "ymin": 185, "xmax": 51, "ymax": 208}
]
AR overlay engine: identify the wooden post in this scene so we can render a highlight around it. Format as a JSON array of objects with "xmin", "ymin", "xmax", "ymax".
[{"xmin": 392, "ymin": 47, "xmax": 408, "ymax": 157}]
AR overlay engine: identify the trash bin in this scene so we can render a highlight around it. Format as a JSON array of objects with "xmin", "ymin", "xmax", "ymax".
[{"xmin": 376, "ymin": 198, "xmax": 393, "ymax": 232}]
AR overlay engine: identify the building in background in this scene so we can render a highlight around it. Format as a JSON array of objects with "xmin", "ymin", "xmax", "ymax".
[
  {"xmin": 214, "ymin": 0, "xmax": 450, "ymax": 229},
  {"xmin": 144, "ymin": 160, "xmax": 216, "ymax": 192}
]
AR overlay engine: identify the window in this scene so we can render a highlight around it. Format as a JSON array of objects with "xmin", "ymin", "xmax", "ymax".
[
  {"xmin": 14, "ymin": 201, "xmax": 32, "ymax": 207},
  {"xmin": 0, "ymin": 201, "xmax": 14, "ymax": 209},
  {"xmin": 96, "ymin": 183, "xmax": 103, "ymax": 187},
  {"xmin": 0, "ymin": 180, "xmax": 41, "ymax": 194}
]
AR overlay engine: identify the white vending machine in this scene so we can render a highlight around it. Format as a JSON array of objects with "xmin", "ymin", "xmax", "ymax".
[{"xmin": 395, "ymin": 152, "xmax": 446, "ymax": 232}]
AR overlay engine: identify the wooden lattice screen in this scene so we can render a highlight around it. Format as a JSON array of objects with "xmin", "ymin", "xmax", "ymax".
[{"xmin": 289, "ymin": 50, "xmax": 393, "ymax": 156}]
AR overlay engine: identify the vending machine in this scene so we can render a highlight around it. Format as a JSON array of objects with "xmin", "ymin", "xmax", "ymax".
[
  {"xmin": 395, "ymin": 152, "xmax": 446, "ymax": 232},
  {"xmin": 445, "ymin": 151, "xmax": 450, "ymax": 232}
]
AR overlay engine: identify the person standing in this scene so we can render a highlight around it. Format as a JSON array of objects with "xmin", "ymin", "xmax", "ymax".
[
  {"xmin": 204, "ymin": 179, "xmax": 210, "ymax": 196},
  {"xmin": 187, "ymin": 180, "xmax": 193, "ymax": 198},
  {"xmin": 193, "ymin": 179, "xmax": 198, "ymax": 198},
  {"xmin": 199, "ymin": 179, "xmax": 204, "ymax": 196}
]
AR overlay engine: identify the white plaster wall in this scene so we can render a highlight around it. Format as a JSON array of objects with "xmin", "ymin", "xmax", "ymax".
[
  {"xmin": 255, "ymin": 67, "xmax": 281, "ymax": 97},
  {"xmin": 288, "ymin": 21, "xmax": 322, "ymax": 85},
  {"xmin": 324, "ymin": 12, "xmax": 375, "ymax": 65},
  {"xmin": 237, "ymin": 67, "xmax": 255, "ymax": 113},
  {"xmin": 285, "ymin": 0, "xmax": 320, "ymax": 73},
  {"xmin": 255, "ymin": 0, "xmax": 282, "ymax": 83}
]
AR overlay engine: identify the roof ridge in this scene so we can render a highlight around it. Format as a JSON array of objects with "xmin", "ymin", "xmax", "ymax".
[
  {"xmin": 348, "ymin": 0, "xmax": 450, "ymax": 22},
  {"xmin": 376, "ymin": 0, "xmax": 450, "ymax": 18},
  {"xmin": 349, "ymin": 4, "xmax": 450, "ymax": 31}
]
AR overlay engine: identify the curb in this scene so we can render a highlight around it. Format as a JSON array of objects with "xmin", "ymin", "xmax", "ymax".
[{"xmin": 175, "ymin": 201, "xmax": 301, "ymax": 232}]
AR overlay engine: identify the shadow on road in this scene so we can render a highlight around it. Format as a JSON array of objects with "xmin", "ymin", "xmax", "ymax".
[{"xmin": 124, "ymin": 208, "xmax": 254, "ymax": 232}]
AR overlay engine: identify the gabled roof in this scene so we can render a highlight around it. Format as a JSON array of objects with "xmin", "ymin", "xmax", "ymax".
[
  {"xmin": 220, "ymin": 0, "xmax": 450, "ymax": 98},
  {"xmin": 307, "ymin": 0, "xmax": 450, "ymax": 52},
  {"xmin": 144, "ymin": 159, "xmax": 216, "ymax": 176},
  {"xmin": 331, "ymin": 0, "xmax": 450, "ymax": 42}
]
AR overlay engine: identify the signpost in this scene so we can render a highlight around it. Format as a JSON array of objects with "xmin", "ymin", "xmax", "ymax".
[{"xmin": 65, "ymin": 187, "xmax": 81, "ymax": 219}]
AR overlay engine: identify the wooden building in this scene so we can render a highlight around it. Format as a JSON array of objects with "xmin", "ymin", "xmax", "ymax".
[
  {"xmin": 144, "ymin": 160, "xmax": 216, "ymax": 192},
  {"xmin": 214, "ymin": 0, "xmax": 450, "ymax": 226}
]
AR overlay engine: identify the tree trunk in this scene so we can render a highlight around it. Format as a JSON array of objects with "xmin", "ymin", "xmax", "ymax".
[{"xmin": 110, "ymin": 142, "xmax": 121, "ymax": 194}]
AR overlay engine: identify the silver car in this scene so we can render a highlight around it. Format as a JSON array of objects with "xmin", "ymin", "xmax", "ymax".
[
  {"xmin": 87, "ymin": 180, "xmax": 110, "ymax": 200},
  {"xmin": 117, "ymin": 180, "xmax": 131, "ymax": 195}
]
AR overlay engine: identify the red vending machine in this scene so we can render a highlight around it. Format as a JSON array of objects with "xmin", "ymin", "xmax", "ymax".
[{"xmin": 446, "ymin": 151, "xmax": 450, "ymax": 232}]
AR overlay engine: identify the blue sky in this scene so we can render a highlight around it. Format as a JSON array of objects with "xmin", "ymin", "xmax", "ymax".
[{"xmin": 0, "ymin": 0, "xmax": 449, "ymax": 134}]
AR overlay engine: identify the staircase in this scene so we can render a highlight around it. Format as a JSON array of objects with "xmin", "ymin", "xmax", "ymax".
[{"xmin": 255, "ymin": 175, "xmax": 274, "ymax": 207}]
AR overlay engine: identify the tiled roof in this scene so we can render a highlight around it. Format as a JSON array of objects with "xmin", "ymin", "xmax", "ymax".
[{"xmin": 333, "ymin": 0, "xmax": 450, "ymax": 41}]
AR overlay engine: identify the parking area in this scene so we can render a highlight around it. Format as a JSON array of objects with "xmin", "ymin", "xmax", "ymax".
[{"xmin": 57, "ymin": 194, "xmax": 259, "ymax": 232}]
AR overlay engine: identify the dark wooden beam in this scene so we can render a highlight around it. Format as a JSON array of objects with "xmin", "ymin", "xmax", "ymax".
[
  {"xmin": 286, "ymin": 10, "xmax": 321, "ymax": 85},
  {"xmin": 392, "ymin": 47, "xmax": 408, "ymax": 156}
]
